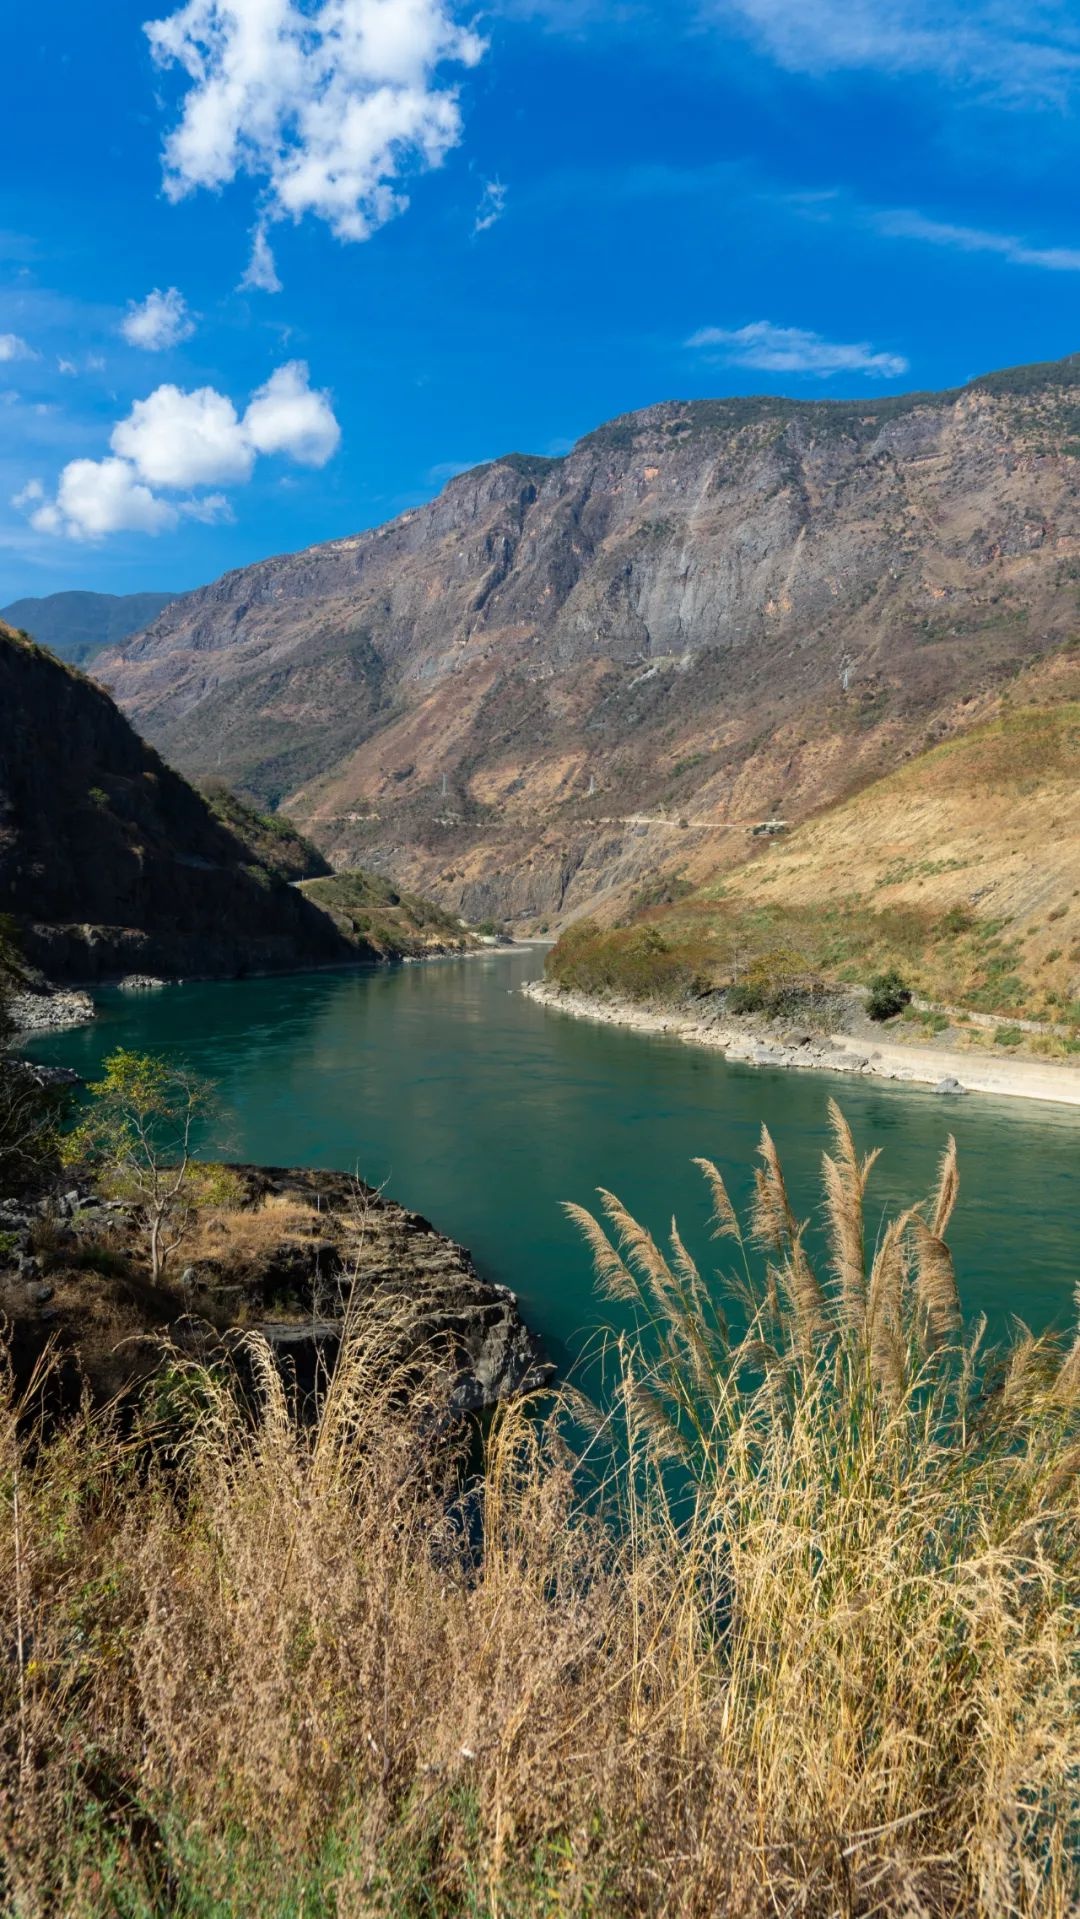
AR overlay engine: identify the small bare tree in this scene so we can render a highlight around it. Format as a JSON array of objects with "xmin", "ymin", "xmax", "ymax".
[{"xmin": 64, "ymin": 1049, "xmax": 212, "ymax": 1283}]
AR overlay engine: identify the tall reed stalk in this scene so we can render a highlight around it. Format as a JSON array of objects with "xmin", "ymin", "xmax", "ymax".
[{"xmin": 1, "ymin": 1103, "xmax": 1077, "ymax": 1916}]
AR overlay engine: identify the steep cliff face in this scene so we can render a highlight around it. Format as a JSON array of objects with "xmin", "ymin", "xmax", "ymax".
[
  {"xmin": 0, "ymin": 622, "xmax": 352, "ymax": 980},
  {"xmin": 97, "ymin": 356, "xmax": 1080, "ymax": 925}
]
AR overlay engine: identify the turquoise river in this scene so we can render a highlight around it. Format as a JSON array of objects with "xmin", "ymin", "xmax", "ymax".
[{"xmin": 26, "ymin": 947, "xmax": 1080, "ymax": 1374}]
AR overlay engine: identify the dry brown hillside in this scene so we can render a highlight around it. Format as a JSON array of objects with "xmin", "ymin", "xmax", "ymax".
[
  {"xmin": 548, "ymin": 659, "xmax": 1080, "ymax": 1029},
  {"xmin": 95, "ymin": 353, "xmax": 1080, "ymax": 928}
]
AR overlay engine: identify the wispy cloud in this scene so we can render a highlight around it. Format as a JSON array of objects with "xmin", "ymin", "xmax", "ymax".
[
  {"xmin": 426, "ymin": 457, "xmax": 490, "ymax": 482},
  {"xmin": 876, "ymin": 208, "xmax": 1080, "ymax": 272},
  {"xmin": 121, "ymin": 286, "xmax": 197, "ymax": 350},
  {"xmin": 0, "ymin": 334, "xmax": 37, "ymax": 364},
  {"xmin": 687, "ymin": 320, "xmax": 908, "ymax": 379},
  {"xmin": 241, "ymin": 221, "xmax": 283, "ymax": 295},
  {"xmin": 712, "ymin": 0, "xmax": 1080, "ymax": 106},
  {"xmin": 473, "ymin": 180, "xmax": 508, "ymax": 235}
]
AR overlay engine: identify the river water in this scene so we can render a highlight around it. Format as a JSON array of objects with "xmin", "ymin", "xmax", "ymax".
[{"xmin": 26, "ymin": 948, "xmax": 1080, "ymax": 1373}]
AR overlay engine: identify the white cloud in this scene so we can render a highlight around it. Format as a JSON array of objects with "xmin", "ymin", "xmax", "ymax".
[
  {"xmin": 31, "ymin": 458, "xmax": 179, "ymax": 540},
  {"xmin": 17, "ymin": 360, "xmax": 341, "ymax": 540},
  {"xmin": 877, "ymin": 208, "xmax": 1080, "ymax": 272},
  {"xmin": 473, "ymin": 179, "xmax": 507, "ymax": 234},
  {"xmin": 243, "ymin": 360, "xmax": 341, "ymax": 465},
  {"xmin": 241, "ymin": 220, "xmax": 283, "ymax": 293},
  {"xmin": 145, "ymin": 0, "xmax": 487, "ymax": 276},
  {"xmin": 112, "ymin": 383, "xmax": 254, "ymax": 487},
  {"xmin": 57, "ymin": 357, "xmax": 78, "ymax": 376},
  {"xmin": 713, "ymin": 0, "xmax": 1080, "ymax": 104},
  {"xmin": 687, "ymin": 320, "xmax": 909, "ymax": 379},
  {"xmin": 0, "ymin": 333, "xmax": 35, "ymax": 362},
  {"xmin": 121, "ymin": 285, "xmax": 197, "ymax": 350}
]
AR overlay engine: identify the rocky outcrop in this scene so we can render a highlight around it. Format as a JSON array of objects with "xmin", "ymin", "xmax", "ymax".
[
  {"xmin": 0, "ymin": 1163, "xmax": 551, "ymax": 1415},
  {"xmin": 7, "ymin": 988, "xmax": 96, "ymax": 1033},
  {"xmin": 96, "ymin": 354, "xmax": 1080, "ymax": 926},
  {"xmin": 0, "ymin": 622, "xmax": 354, "ymax": 982}
]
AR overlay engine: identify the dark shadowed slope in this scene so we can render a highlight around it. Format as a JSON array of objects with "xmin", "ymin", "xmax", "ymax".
[{"xmin": 0, "ymin": 620, "xmax": 352, "ymax": 981}]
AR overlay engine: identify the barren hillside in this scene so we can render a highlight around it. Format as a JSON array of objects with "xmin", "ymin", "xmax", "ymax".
[{"xmin": 548, "ymin": 650, "xmax": 1080, "ymax": 1029}]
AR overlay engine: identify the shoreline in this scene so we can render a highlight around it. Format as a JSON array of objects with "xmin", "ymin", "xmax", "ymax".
[
  {"xmin": 8, "ymin": 941, "xmax": 539, "ymax": 1038},
  {"xmin": 521, "ymin": 979, "xmax": 1080, "ymax": 1110}
]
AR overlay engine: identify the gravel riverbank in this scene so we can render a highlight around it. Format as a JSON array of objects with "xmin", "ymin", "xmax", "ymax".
[{"xmin": 522, "ymin": 980, "xmax": 1080, "ymax": 1109}]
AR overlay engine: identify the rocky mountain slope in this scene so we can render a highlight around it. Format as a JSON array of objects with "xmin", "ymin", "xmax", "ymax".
[
  {"xmin": 96, "ymin": 354, "xmax": 1080, "ymax": 927},
  {"xmin": 0, "ymin": 619, "xmax": 353, "ymax": 981},
  {"xmin": 3, "ymin": 589, "xmax": 179, "ymax": 665}
]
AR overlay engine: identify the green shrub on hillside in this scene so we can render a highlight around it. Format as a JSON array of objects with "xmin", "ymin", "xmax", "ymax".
[
  {"xmin": 548, "ymin": 918, "xmax": 712, "ymax": 1001},
  {"xmin": 725, "ymin": 946, "xmax": 821, "ymax": 1019},
  {"xmin": 866, "ymin": 968, "xmax": 913, "ymax": 1020}
]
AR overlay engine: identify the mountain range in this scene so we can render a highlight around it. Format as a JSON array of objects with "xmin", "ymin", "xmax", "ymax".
[
  {"xmin": 1, "ymin": 591, "xmax": 179, "ymax": 666},
  {"xmin": 94, "ymin": 353, "xmax": 1080, "ymax": 928}
]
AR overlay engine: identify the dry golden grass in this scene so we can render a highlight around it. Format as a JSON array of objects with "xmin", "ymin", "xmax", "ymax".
[
  {"xmin": 1, "ymin": 1107, "xmax": 1078, "ymax": 1917},
  {"xmin": 185, "ymin": 1196, "xmax": 324, "ymax": 1263},
  {"xmin": 552, "ymin": 698, "xmax": 1080, "ymax": 1031}
]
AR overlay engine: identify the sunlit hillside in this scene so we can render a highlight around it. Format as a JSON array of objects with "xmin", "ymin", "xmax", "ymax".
[{"xmin": 550, "ymin": 662, "xmax": 1080, "ymax": 1027}]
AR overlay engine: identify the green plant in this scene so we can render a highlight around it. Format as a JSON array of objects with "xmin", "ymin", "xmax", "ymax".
[
  {"xmin": 993, "ymin": 1025, "xmax": 1026, "ymax": 1047},
  {"xmin": 62, "ymin": 1050, "xmax": 214, "ymax": 1282},
  {"xmin": 866, "ymin": 967, "xmax": 913, "ymax": 1020},
  {"xmin": 939, "ymin": 905, "xmax": 976, "ymax": 936}
]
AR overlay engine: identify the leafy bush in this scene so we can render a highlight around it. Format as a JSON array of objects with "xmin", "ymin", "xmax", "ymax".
[
  {"xmin": 547, "ymin": 918, "xmax": 711, "ymax": 1002},
  {"xmin": 993, "ymin": 1025, "xmax": 1025, "ymax": 1047},
  {"xmin": 726, "ymin": 947, "xmax": 826, "ymax": 1021},
  {"xmin": 866, "ymin": 967, "xmax": 913, "ymax": 1020}
]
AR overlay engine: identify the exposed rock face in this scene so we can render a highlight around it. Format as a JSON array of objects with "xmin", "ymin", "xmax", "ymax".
[
  {"xmin": 0, "ymin": 622, "xmax": 353, "ymax": 981},
  {"xmin": 96, "ymin": 356, "xmax": 1080, "ymax": 925},
  {"xmin": 0, "ymin": 1164, "xmax": 551, "ymax": 1415},
  {"xmin": 7, "ymin": 988, "xmax": 96, "ymax": 1033},
  {"xmin": 193, "ymin": 1165, "xmax": 552, "ymax": 1415}
]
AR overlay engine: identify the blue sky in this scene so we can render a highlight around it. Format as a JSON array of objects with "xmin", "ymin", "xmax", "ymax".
[{"xmin": 2, "ymin": 0, "xmax": 1080, "ymax": 603}]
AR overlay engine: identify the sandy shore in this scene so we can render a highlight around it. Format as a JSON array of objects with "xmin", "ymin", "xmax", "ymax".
[{"xmin": 522, "ymin": 980, "xmax": 1080, "ymax": 1110}]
